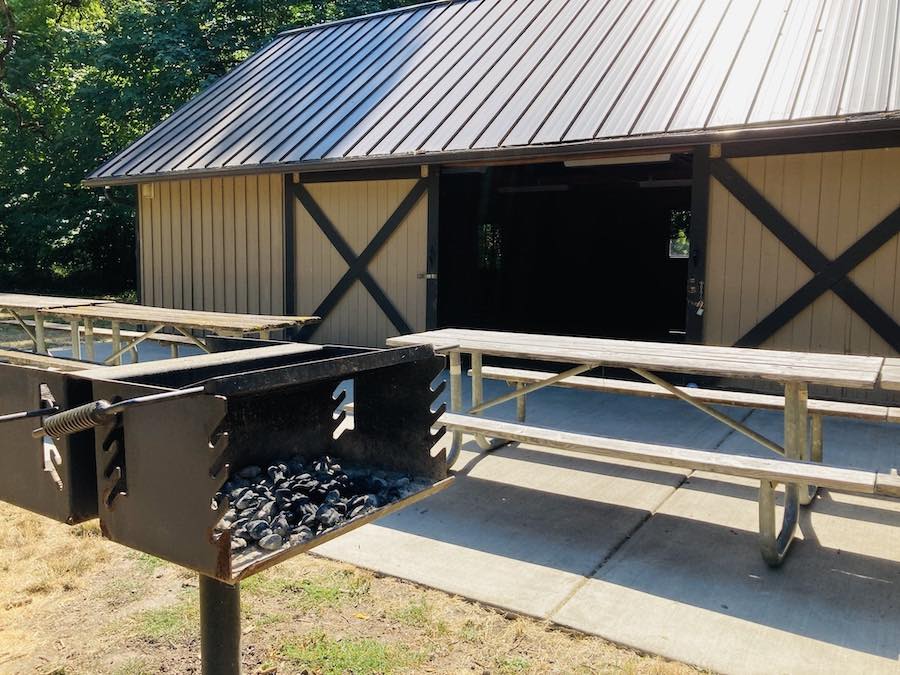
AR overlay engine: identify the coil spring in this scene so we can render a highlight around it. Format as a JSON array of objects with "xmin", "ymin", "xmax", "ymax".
[{"xmin": 41, "ymin": 400, "xmax": 113, "ymax": 438}]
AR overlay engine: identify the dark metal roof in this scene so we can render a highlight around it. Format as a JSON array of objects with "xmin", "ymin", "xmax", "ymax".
[{"xmin": 88, "ymin": 0, "xmax": 900, "ymax": 184}]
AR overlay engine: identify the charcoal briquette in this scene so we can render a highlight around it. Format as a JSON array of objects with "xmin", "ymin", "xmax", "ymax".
[
  {"xmin": 234, "ymin": 492, "xmax": 258, "ymax": 510},
  {"xmin": 255, "ymin": 500, "xmax": 276, "ymax": 520},
  {"xmin": 246, "ymin": 519, "xmax": 271, "ymax": 541},
  {"xmin": 315, "ymin": 505, "xmax": 341, "ymax": 527},
  {"xmin": 237, "ymin": 465, "xmax": 262, "ymax": 479},
  {"xmin": 258, "ymin": 533, "xmax": 284, "ymax": 551},
  {"xmin": 230, "ymin": 537, "xmax": 248, "ymax": 551}
]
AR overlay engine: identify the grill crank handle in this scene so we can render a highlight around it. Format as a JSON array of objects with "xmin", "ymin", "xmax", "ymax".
[
  {"xmin": 31, "ymin": 386, "xmax": 206, "ymax": 438},
  {"xmin": 0, "ymin": 406, "xmax": 60, "ymax": 426}
]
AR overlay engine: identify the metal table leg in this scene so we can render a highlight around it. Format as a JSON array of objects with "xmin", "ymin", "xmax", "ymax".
[
  {"xmin": 516, "ymin": 382, "xmax": 527, "ymax": 422},
  {"xmin": 800, "ymin": 413, "xmax": 823, "ymax": 506},
  {"xmin": 84, "ymin": 319, "xmax": 95, "ymax": 362},
  {"xmin": 758, "ymin": 381, "xmax": 807, "ymax": 566},
  {"xmin": 199, "ymin": 575, "xmax": 241, "ymax": 675},
  {"xmin": 446, "ymin": 350, "xmax": 463, "ymax": 467},
  {"xmin": 34, "ymin": 312, "xmax": 46, "ymax": 354},
  {"xmin": 111, "ymin": 322, "xmax": 122, "ymax": 365},
  {"xmin": 70, "ymin": 320, "xmax": 82, "ymax": 360},
  {"xmin": 470, "ymin": 351, "xmax": 492, "ymax": 450}
]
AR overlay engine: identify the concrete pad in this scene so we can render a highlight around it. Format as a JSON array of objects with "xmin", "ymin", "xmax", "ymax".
[
  {"xmin": 444, "ymin": 374, "xmax": 744, "ymax": 448},
  {"xmin": 316, "ymin": 438, "xmax": 688, "ymax": 619},
  {"xmin": 553, "ymin": 471, "xmax": 900, "ymax": 674}
]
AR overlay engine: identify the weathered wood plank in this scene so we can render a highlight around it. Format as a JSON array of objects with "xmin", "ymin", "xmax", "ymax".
[
  {"xmin": 879, "ymin": 358, "xmax": 900, "ymax": 390},
  {"xmin": 0, "ymin": 294, "xmax": 112, "ymax": 311},
  {"xmin": 48, "ymin": 302, "xmax": 318, "ymax": 332},
  {"xmin": 0, "ymin": 350, "xmax": 93, "ymax": 371},
  {"xmin": 78, "ymin": 343, "xmax": 324, "ymax": 380},
  {"xmin": 876, "ymin": 469, "xmax": 900, "ymax": 498},
  {"xmin": 389, "ymin": 329, "xmax": 883, "ymax": 387},
  {"xmin": 440, "ymin": 413, "xmax": 877, "ymax": 495},
  {"xmin": 475, "ymin": 366, "xmax": 894, "ymax": 423}
]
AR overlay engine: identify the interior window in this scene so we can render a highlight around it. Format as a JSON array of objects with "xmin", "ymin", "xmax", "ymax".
[{"xmin": 668, "ymin": 209, "xmax": 691, "ymax": 259}]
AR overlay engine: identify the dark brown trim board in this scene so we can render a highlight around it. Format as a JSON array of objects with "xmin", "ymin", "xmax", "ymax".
[
  {"xmin": 283, "ymin": 174, "xmax": 297, "ymax": 319},
  {"xmin": 426, "ymin": 167, "xmax": 440, "ymax": 330},
  {"xmin": 686, "ymin": 146, "xmax": 709, "ymax": 343}
]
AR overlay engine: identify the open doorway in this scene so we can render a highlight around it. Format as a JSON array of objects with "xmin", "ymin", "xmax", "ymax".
[{"xmin": 437, "ymin": 154, "xmax": 693, "ymax": 341}]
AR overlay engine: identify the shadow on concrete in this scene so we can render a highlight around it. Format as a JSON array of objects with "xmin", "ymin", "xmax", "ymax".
[
  {"xmin": 581, "ymin": 510, "xmax": 900, "ymax": 660},
  {"xmin": 375, "ymin": 450, "xmax": 899, "ymax": 659}
]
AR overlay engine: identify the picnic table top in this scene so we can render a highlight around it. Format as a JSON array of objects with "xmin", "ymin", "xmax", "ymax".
[
  {"xmin": 878, "ymin": 358, "xmax": 900, "ymax": 391},
  {"xmin": 0, "ymin": 293, "xmax": 113, "ymax": 311},
  {"xmin": 45, "ymin": 302, "xmax": 320, "ymax": 333},
  {"xmin": 387, "ymin": 328, "xmax": 886, "ymax": 389}
]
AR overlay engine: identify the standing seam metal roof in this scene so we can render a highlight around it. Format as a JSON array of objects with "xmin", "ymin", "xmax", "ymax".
[{"xmin": 88, "ymin": 0, "xmax": 900, "ymax": 183}]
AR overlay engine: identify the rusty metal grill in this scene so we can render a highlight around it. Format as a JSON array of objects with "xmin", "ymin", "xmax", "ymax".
[{"xmin": 0, "ymin": 338, "xmax": 451, "ymax": 673}]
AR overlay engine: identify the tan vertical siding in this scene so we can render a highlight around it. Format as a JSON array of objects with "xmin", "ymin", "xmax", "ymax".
[
  {"xmin": 294, "ymin": 178, "xmax": 428, "ymax": 347},
  {"xmin": 705, "ymin": 147, "xmax": 900, "ymax": 357},
  {"xmin": 136, "ymin": 175, "xmax": 284, "ymax": 315}
]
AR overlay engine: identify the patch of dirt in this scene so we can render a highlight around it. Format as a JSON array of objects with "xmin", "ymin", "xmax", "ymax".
[{"xmin": 0, "ymin": 503, "xmax": 697, "ymax": 675}]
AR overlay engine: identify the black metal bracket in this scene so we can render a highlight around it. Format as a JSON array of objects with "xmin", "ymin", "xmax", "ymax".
[
  {"xmin": 710, "ymin": 158, "xmax": 900, "ymax": 351},
  {"xmin": 685, "ymin": 145, "xmax": 710, "ymax": 343},
  {"xmin": 292, "ymin": 179, "xmax": 427, "ymax": 339}
]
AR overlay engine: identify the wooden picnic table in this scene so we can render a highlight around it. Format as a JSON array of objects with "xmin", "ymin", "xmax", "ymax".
[
  {"xmin": 0, "ymin": 293, "xmax": 114, "ymax": 356},
  {"xmin": 48, "ymin": 302, "xmax": 319, "ymax": 365},
  {"xmin": 388, "ymin": 328, "xmax": 885, "ymax": 388},
  {"xmin": 1, "ymin": 293, "xmax": 319, "ymax": 365},
  {"xmin": 388, "ymin": 328, "xmax": 893, "ymax": 566}
]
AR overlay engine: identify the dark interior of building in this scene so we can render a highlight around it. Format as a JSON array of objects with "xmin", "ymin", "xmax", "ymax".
[{"xmin": 438, "ymin": 154, "xmax": 694, "ymax": 342}]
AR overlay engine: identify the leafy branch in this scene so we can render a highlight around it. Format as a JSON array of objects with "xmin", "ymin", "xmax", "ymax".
[{"xmin": 0, "ymin": 0, "xmax": 47, "ymax": 137}]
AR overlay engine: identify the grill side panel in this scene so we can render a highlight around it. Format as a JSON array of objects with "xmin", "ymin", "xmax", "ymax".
[{"xmin": 0, "ymin": 365, "xmax": 98, "ymax": 523}]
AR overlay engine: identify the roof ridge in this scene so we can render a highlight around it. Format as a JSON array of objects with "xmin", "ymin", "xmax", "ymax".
[{"xmin": 276, "ymin": 0, "xmax": 462, "ymax": 38}]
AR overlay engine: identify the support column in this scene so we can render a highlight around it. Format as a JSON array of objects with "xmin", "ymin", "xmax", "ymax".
[
  {"xmin": 70, "ymin": 321, "xmax": 82, "ymax": 360},
  {"xmin": 199, "ymin": 575, "xmax": 241, "ymax": 675},
  {"xmin": 111, "ymin": 322, "xmax": 122, "ymax": 365},
  {"xmin": 34, "ymin": 312, "xmax": 46, "ymax": 354},
  {"xmin": 685, "ymin": 145, "xmax": 710, "ymax": 343},
  {"xmin": 84, "ymin": 319, "xmax": 95, "ymax": 362}
]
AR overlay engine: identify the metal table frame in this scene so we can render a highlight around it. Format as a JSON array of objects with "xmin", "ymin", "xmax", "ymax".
[{"xmin": 438, "ymin": 342, "xmax": 867, "ymax": 567}]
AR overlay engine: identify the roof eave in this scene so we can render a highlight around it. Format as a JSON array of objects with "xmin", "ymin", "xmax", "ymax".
[{"xmin": 84, "ymin": 113, "xmax": 900, "ymax": 188}]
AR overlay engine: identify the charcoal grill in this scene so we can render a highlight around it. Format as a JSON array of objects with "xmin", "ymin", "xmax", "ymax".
[{"xmin": 0, "ymin": 340, "xmax": 451, "ymax": 674}]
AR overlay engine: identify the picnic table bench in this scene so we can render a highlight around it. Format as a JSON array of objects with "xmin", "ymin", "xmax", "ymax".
[
  {"xmin": 0, "ymin": 293, "xmax": 319, "ymax": 365},
  {"xmin": 388, "ymin": 328, "xmax": 900, "ymax": 566}
]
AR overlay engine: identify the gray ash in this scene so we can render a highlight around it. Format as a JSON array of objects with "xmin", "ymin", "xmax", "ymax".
[{"xmin": 215, "ymin": 455, "xmax": 419, "ymax": 565}]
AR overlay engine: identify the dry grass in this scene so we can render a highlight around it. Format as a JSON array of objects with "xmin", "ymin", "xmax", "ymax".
[{"xmin": 0, "ymin": 502, "xmax": 697, "ymax": 674}]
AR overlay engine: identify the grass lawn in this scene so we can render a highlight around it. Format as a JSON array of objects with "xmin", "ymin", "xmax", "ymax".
[{"xmin": 0, "ymin": 501, "xmax": 696, "ymax": 674}]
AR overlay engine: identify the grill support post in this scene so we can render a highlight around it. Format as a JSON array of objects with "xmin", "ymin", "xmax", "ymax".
[{"xmin": 199, "ymin": 574, "xmax": 241, "ymax": 675}]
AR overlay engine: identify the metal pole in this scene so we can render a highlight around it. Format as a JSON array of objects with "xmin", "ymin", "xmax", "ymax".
[
  {"xmin": 111, "ymin": 321, "xmax": 122, "ymax": 365},
  {"xmin": 468, "ymin": 362, "xmax": 598, "ymax": 415},
  {"xmin": 446, "ymin": 350, "xmax": 463, "ymax": 467},
  {"xmin": 199, "ymin": 575, "xmax": 241, "ymax": 675},
  {"xmin": 470, "ymin": 351, "xmax": 492, "ymax": 450},
  {"xmin": 35, "ymin": 312, "xmax": 46, "ymax": 354},
  {"xmin": 84, "ymin": 318, "xmax": 95, "ymax": 362},
  {"xmin": 631, "ymin": 367, "xmax": 786, "ymax": 458},
  {"xmin": 70, "ymin": 320, "xmax": 82, "ymax": 360}
]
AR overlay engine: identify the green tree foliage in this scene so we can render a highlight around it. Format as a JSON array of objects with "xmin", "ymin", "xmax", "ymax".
[{"xmin": 0, "ymin": 0, "xmax": 418, "ymax": 294}]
